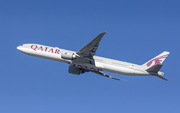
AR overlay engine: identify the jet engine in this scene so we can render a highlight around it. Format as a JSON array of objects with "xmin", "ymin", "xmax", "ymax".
[
  {"xmin": 61, "ymin": 51, "xmax": 77, "ymax": 60},
  {"xmin": 68, "ymin": 65, "xmax": 85, "ymax": 75}
]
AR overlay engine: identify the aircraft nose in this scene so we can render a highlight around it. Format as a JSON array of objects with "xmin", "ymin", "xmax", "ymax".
[
  {"xmin": 17, "ymin": 46, "xmax": 21, "ymax": 51},
  {"xmin": 17, "ymin": 45, "xmax": 24, "ymax": 52}
]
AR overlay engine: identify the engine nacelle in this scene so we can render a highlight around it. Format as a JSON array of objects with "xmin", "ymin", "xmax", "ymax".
[
  {"xmin": 68, "ymin": 66, "xmax": 84, "ymax": 75},
  {"xmin": 61, "ymin": 51, "xmax": 76, "ymax": 60}
]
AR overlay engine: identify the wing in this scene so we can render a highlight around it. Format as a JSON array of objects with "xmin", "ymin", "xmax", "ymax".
[
  {"xmin": 74, "ymin": 32, "xmax": 106, "ymax": 64},
  {"xmin": 91, "ymin": 71, "xmax": 126, "ymax": 81},
  {"xmin": 77, "ymin": 32, "xmax": 106, "ymax": 57}
]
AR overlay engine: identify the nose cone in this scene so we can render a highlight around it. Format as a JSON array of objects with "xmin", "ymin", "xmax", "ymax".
[
  {"xmin": 17, "ymin": 45, "xmax": 24, "ymax": 52},
  {"xmin": 17, "ymin": 44, "xmax": 29, "ymax": 54},
  {"xmin": 17, "ymin": 46, "xmax": 20, "ymax": 50},
  {"xmin": 17, "ymin": 46, "xmax": 22, "ymax": 51}
]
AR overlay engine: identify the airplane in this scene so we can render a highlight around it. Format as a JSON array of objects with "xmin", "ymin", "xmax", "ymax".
[{"xmin": 17, "ymin": 32, "xmax": 170, "ymax": 81}]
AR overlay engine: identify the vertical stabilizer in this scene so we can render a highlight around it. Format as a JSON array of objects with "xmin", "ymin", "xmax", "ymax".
[{"xmin": 142, "ymin": 51, "xmax": 170, "ymax": 69}]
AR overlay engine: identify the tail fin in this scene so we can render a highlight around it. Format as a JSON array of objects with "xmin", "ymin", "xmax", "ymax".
[
  {"xmin": 143, "ymin": 51, "xmax": 170, "ymax": 81},
  {"xmin": 142, "ymin": 51, "xmax": 170, "ymax": 69}
]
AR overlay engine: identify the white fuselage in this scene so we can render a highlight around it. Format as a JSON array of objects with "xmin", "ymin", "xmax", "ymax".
[{"xmin": 17, "ymin": 44, "xmax": 151, "ymax": 76}]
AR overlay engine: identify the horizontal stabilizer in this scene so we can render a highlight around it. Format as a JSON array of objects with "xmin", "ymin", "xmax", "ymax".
[
  {"xmin": 146, "ymin": 64, "xmax": 163, "ymax": 73},
  {"xmin": 154, "ymin": 75, "xmax": 168, "ymax": 81},
  {"xmin": 146, "ymin": 64, "xmax": 168, "ymax": 81}
]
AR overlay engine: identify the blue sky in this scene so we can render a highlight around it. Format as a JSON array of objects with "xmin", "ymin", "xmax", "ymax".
[{"xmin": 1, "ymin": 0, "xmax": 180, "ymax": 113}]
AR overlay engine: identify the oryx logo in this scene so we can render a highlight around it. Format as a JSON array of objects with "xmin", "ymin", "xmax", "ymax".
[{"xmin": 146, "ymin": 54, "xmax": 168, "ymax": 67}]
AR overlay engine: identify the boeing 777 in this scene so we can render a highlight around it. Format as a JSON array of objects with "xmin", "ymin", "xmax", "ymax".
[{"xmin": 17, "ymin": 32, "xmax": 170, "ymax": 81}]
